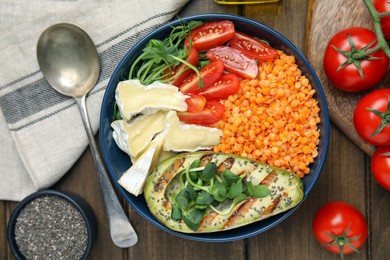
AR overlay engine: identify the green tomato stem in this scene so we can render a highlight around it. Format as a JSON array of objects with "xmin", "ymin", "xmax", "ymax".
[{"xmin": 362, "ymin": 0, "xmax": 390, "ymax": 58}]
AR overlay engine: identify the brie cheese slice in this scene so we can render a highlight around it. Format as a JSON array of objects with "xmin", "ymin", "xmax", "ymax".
[
  {"xmin": 163, "ymin": 110, "xmax": 223, "ymax": 152},
  {"xmin": 115, "ymin": 79, "xmax": 188, "ymax": 121}
]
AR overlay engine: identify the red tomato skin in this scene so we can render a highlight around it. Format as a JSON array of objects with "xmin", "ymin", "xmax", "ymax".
[
  {"xmin": 185, "ymin": 20, "xmax": 235, "ymax": 51},
  {"xmin": 228, "ymin": 31, "xmax": 278, "ymax": 61},
  {"xmin": 179, "ymin": 60, "xmax": 225, "ymax": 94},
  {"xmin": 164, "ymin": 48, "xmax": 199, "ymax": 87},
  {"xmin": 199, "ymin": 73, "xmax": 240, "ymax": 100},
  {"xmin": 373, "ymin": 0, "xmax": 390, "ymax": 40},
  {"xmin": 353, "ymin": 89, "xmax": 390, "ymax": 146},
  {"xmin": 312, "ymin": 201, "xmax": 368, "ymax": 255},
  {"xmin": 206, "ymin": 46, "xmax": 258, "ymax": 79},
  {"xmin": 177, "ymin": 100, "xmax": 224, "ymax": 125},
  {"xmin": 185, "ymin": 94, "xmax": 207, "ymax": 113},
  {"xmin": 323, "ymin": 27, "xmax": 389, "ymax": 92},
  {"xmin": 371, "ymin": 146, "xmax": 390, "ymax": 190}
]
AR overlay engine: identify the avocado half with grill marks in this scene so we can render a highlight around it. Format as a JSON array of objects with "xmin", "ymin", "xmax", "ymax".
[{"xmin": 143, "ymin": 152, "xmax": 304, "ymax": 233}]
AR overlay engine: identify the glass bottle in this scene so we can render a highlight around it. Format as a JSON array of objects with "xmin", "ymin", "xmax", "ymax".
[{"xmin": 214, "ymin": 0, "xmax": 279, "ymax": 4}]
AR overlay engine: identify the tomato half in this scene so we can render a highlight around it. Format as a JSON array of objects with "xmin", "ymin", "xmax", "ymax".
[
  {"xmin": 312, "ymin": 201, "xmax": 368, "ymax": 257},
  {"xmin": 177, "ymin": 100, "xmax": 224, "ymax": 125},
  {"xmin": 185, "ymin": 20, "xmax": 235, "ymax": 51},
  {"xmin": 228, "ymin": 32, "xmax": 277, "ymax": 61},
  {"xmin": 199, "ymin": 73, "xmax": 240, "ymax": 100},
  {"xmin": 371, "ymin": 146, "xmax": 390, "ymax": 190},
  {"xmin": 206, "ymin": 46, "xmax": 258, "ymax": 79},
  {"xmin": 185, "ymin": 93, "xmax": 207, "ymax": 113},
  {"xmin": 374, "ymin": 0, "xmax": 390, "ymax": 40},
  {"xmin": 353, "ymin": 88, "xmax": 390, "ymax": 146},
  {"xmin": 323, "ymin": 27, "xmax": 389, "ymax": 92},
  {"xmin": 179, "ymin": 60, "xmax": 225, "ymax": 94},
  {"xmin": 163, "ymin": 47, "xmax": 199, "ymax": 87}
]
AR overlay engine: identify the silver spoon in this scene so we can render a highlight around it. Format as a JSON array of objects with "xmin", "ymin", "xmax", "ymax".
[{"xmin": 36, "ymin": 23, "xmax": 138, "ymax": 248}]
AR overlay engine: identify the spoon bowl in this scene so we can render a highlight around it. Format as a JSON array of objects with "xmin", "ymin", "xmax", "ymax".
[
  {"xmin": 37, "ymin": 23, "xmax": 99, "ymax": 97},
  {"xmin": 37, "ymin": 23, "xmax": 138, "ymax": 248}
]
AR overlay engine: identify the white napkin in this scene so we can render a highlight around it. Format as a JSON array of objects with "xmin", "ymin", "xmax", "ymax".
[{"xmin": 0, "ymin": 0, "xmax": 189, "ymax": 201}]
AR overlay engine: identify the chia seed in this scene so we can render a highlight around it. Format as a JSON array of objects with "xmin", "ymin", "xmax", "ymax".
[{"xmin": 14, "ymin": 195, "xmax": 88, "ymax": 260}]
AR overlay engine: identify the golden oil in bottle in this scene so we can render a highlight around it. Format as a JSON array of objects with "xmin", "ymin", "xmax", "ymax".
[{"xmin": 214, "ymin": 0, "xmax": 279, "ymax": 4}]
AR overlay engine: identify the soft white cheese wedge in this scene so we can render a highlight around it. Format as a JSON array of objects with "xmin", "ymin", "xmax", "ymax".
[
  {"xmin": 118, "ymin": 132, "xmax": 165, "ymax": 196},
  {"xmin": 111, "ymin": 111, "xmax": 167, "ymax": 158},
  {"xmin": 163, "ymin": 110, "xmax": 223, "ymax": 152},
  {"xmin": 115, "ymin": 79, "xmax": 188, "ymax": 121}
]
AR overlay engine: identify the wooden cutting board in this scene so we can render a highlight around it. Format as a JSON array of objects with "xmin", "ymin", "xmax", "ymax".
[{"xmin": 305, "ymin": 0, "xmax": 388, "ymax": 156}]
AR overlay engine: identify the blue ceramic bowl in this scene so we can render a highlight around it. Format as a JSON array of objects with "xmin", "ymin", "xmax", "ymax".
[
  {"xmin": 99, "ymin": 14, "xmax": 330, "ymax": 242},
  {"xmin": 7, "ymin": 189, "xmax": 96, "ymax": 259}
]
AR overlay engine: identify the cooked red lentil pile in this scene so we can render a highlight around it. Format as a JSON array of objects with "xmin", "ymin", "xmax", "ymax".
[{"xmin": 214, "ymin": 50, "xmax": 321, "ymax": 177}]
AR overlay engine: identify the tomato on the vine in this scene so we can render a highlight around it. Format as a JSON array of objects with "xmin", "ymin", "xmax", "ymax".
[
  {"xmin": 323, "ymin": 27, "xmax": 389, "ymax": 92},
  {"xmin": 228, "ymin": 31, "xmax": 277, "ymax": 61},
  {"xmin": 353, "ymin": 88, "xmax": 390, "ymax": 146},
  {"xmin": 371, "ymin": 146, "xmax": 390, "ymax": 190},
  {"xmin": 206, "ymin": 46, "xmax": 258, "ymax": 79},
  {"xmin": 312, "ymin": 201, "xmax": 368, "ymax": 258},
  {"xmin": 185, "ymin": 20, "xmax": 235, "ymax": 51},
  {"xmin": 373, "ymin": 0, "xmax": 390, "ymax": 40}
]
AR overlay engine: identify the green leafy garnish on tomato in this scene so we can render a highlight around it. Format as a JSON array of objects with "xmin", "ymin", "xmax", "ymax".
[{"xmin": 129, "ymin": 20, "xmax": 204, "ymax": 86}]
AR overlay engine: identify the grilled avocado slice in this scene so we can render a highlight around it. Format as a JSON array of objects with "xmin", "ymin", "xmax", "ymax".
[{"xmin": 144, "ymin": 152, "xmax": 304, "ymax": 233}]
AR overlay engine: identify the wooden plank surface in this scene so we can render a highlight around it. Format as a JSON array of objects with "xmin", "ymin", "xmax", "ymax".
[
  {"xmin": 1, "ymin": 0, "xmax": 390, "ymax": 259},
  {"xmin": 305, "ymin": 0, "xmax": 377, "ymax": 156}
]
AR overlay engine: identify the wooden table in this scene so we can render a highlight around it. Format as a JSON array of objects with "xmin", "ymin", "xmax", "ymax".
[{"xmin": 2, "ymin": 0, "xmax": 390, "ymax": 259}]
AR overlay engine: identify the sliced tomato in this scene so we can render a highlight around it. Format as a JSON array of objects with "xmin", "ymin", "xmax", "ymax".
[
  {"xmin": 163, "ymin": 47, "xmax": 199, "ymax": 86},
  {"xmin": 206, "ymin": 46, "xmax": 258, "ymax": 79},
  {"xmin": 185, "ymin": 20, "xmax": 235, "ymax": 51},
  {"xmin": 228, "ymin": 32, "xmax": 277, "ymax": 61},
  {"xmin": 178, "ymin": 100, "xmax": 225, "ymax": 125},
  {"xmin": 179, "ymin": 60, "xmax": 225, "ymax": 94},
  {"xmin": 185, "ymin": 93, "xmax": 207, "ymax": 113},
  {"xmin": 199, "ymin": 73, "xmax": 240, "ymax": 100}
]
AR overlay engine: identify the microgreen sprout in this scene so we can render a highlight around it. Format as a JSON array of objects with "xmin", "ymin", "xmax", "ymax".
[
  {"xmin": 129, "ymin": 20, "xmax": 204, "ymax": 87},
  {"xmin": 171, "ymin": 160, "xmax": 270, "ymax": 230}
]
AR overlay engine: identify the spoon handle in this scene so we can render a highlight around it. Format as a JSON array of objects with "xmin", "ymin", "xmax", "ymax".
[{"xmin": 75, "ymin": 96, "xmax": 138, "ymax": 248}]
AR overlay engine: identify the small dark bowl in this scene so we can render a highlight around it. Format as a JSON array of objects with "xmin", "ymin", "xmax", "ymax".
[
  {"xmin": 7, "ymin": 189, "xmax": 96, "ymax": 260},
  {"xmin": 99, "ymin": 14, "xmax": 330, "ymax": 242}
]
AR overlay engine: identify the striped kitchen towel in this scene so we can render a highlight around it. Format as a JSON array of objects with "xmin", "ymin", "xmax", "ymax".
[{"xmin": 0, "ymin": 0, "xmax": 189, "ymax": 201}]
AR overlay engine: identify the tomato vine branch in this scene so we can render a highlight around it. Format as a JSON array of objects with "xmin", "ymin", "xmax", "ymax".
[{"xmin": 363, "ymin": 0, "xmax": 390, "ymax": 58}]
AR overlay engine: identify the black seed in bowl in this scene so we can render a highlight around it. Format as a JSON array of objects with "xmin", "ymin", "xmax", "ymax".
[{"xmin": 7, "ymin": 190, "xmax": 96, "ymax": 260}]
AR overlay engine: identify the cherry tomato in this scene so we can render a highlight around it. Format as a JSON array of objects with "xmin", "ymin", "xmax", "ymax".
[
  {"xmin": 199, "ymin": 73, "xmax": 240, "ymax": 100},
  {"xmin": 323, "ymin": 27, "xmax": 389, "ymax": 92},
  {"xmin": 373, "ymin": 0, "xmax": 390, "ymax": 40},
  {"xmin": 179, "ymin": 60, "xmax": 224, "ymax": 94},
  {"xmin": 185, "ymin": 20, "xmax": 235, "ymax": 51},
  {"xmin": 228, "ymin": 32, "xmax": 277, "ymax": 61},
  {"xmin": 185, "ymin": 93, "xmax": 207, "ymax": 113},
  {"xmin": 163, "ymin": 47, "xmax": 199, "ymax": 87},
  {"xmin": 353, "ymin": 88, "xmax": 390, "ymax": 146},
  {"xmin": 371, "ymin": 146, "xmax": 390, "ymax": 190},
  {"xmin": 312, "ymin": 201, "xmax": 368, "ymax": 257},
  {"xmin": 206, "ymin": 46, "xmax": 258, "ymax": 79},
  {"xmin": 178, "ymin": 100, "xmax": 224, "ymax": 125}
]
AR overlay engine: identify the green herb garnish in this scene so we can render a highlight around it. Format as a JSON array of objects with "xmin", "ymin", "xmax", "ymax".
[
  {"xmin": 171, "ymin": 160, "xmax": 270, "ymax": 230},
  {"xmin": 129, "ymin": 20, "xmax": 204, "ymax": 86}
]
